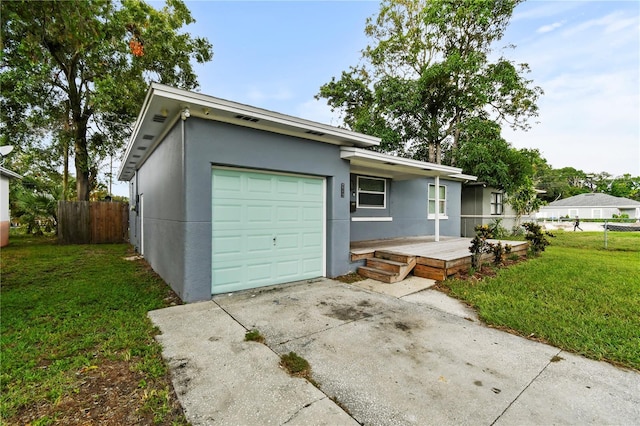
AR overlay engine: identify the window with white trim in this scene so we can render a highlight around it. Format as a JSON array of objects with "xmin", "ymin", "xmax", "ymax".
[
  {"xmin": 592, "ymin": 209, "xmax": 602, "ymax": 219},
  {"xmin": 491, "ymin": 192, "xmax": 503, "ymax": 215},
  {"xmin": 428, "ymin": 184, "xmax": 447, "ymax": 218},
  {"xmin": 357, "ymin": 176, "xmax": 386, "ymax": 209}
]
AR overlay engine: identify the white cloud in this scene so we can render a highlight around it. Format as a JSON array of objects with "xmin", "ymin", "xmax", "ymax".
[
  {"xmin": 537, "ymin": 21, "xmax": 565, "ymax": 33},
  {"xmin": 500, "ymin": 2, "xmax": 639, "ymax": 176}
]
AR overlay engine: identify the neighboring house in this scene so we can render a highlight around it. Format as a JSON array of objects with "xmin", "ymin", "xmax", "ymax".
[
  {"xmin": 0, "ymin": 166, "xmax": 22, "ymax": 247},
  {"xmin": 537, "ymin": 193, "xmax": 640, "ymax": 220},
  {"xmin": 460, "ymin": 183, "xmax": 520, "ymax": 237},
  {"xmin": 117, "ymin": 84, "xmax": 476, "ymax": 302}
]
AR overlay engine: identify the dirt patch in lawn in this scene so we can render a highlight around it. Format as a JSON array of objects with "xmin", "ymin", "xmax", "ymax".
[{"xmin": 8, "ymin": 358, "xmax": 186, "ymax": 426}]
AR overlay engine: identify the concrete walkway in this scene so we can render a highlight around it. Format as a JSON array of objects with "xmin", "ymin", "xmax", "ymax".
[{"xmin": 149, "ymin": 279, "xmax": 640, "ymax": 425}]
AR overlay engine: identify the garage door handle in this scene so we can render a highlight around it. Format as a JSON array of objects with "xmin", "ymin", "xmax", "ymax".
[{"xmin": 273, "ymin": 236, "xmax": 276, "ymax": 246}]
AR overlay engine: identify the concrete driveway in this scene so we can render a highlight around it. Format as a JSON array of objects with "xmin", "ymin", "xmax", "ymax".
[{"xmin": 149, "ymin": 279, "xmax": 640, "ymax": 425}]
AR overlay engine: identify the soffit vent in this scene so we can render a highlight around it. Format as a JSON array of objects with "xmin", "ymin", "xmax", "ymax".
[
  {"xmin": 152, "ymin": 114, "xmax": 167, "ymax": 123},
  {"xmin": 306, "ymin": 130, "xmax": 325, "ymax": 136},
  {"xmin": 132, "ymin": 155, "xmax": 141, "ymax": 158},
  {"xmin": 137, "ymin": 146, "xmax": 147, "ymax": 150},
  {"xmin": 235, "ymin": 114, "xmax": 259, "ymax": 123},
  {"xmin": 142, "ymin": 134, "xmax": 154, "ymax": 140}
]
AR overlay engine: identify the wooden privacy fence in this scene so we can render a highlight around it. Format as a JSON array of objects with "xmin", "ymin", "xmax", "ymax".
[{"xmin": 58, "ymin": 201, "xmax": 129, "ymax": 244}]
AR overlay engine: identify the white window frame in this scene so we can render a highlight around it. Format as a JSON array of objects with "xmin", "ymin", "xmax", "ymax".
[
  {"xmin": 491, "ymin": 192, "xmax": 504, "ymax": 215},
  {"xmin": 428, "ymin": 184, "xmax": 448, "ymax": 219},
  {"xmin": 592, "ymin": 209, "xmax": 602, "ymax": 219},
  {"xmin": 356, "ymin": 176, "xmax": 386, "ymax": 209},
  {"xmin": 568, "ymin": 209, "xmax": 579, "ymax": 219}
]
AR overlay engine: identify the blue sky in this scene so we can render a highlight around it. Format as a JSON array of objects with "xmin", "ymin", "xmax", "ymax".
[{"xmin": 114, "ymin": 0, "xmax": 639, "ymax": 195}]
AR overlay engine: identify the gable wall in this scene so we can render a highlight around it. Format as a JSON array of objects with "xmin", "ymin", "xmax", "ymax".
[
  {"xmin": 182, "ymin": 119, "xmax": 351, "ymax": 301},
  {"xmin": 132, "ymin": 123, "xmax": 188, "ymax": 298}
]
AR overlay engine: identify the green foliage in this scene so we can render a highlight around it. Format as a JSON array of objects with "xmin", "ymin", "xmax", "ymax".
[
  {"xmin": 522, "ymin": 222, "xmax": 554, "ymax": 256},
  {"xmin": 1, "ymin": 0, "xmax": 213, "ymax": 200},
  {"xmin": 280, "ymin": 352, "xmax": 311, "ymax": 378},
  {"xmin": 245, "ymin": 329, "xmax": 265, "ymax": 344},
  {"xmin": 608, "ymin": 174, "xmax": 640, "ymax": 200},
  {"xmin": 490, "ymin": 241, "xmax": 505, "ymax": 266},
  {"xmin": 444, "ymin": 231, "xmax": 640, "ymax": 370},
  {"xmin": 489, "ymin": 218, "xmax": 509, "ymax": 239},
  {"xmin": 448, "ymin": 118, "xmax": 533, "ymax": 192},
  {"xmin": 0, "ymin": 235, "xmax": 185, "ymax": 422},
  {"xmin": 469, "ymin": 225, "xmax": 493, "ymax": 269},
  {"xmin": 317, "ymin": 0, "xmax": 541, "ymax": 164},
  {"xmin": 506, "ymin": 177, "xmax": 544, "ymax": 218}
]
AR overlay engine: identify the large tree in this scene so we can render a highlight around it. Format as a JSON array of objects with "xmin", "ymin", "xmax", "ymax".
[
  {"xmin": 317, "ymin": 0, "xmax": 542, "ymax": 164},
  {"xmin": 1, "ymin": 0, "xmax": 213, "ymax": 200},
  {"xmin": 447, "ymin": 117, "xmax": 531, "ymax": 193}
]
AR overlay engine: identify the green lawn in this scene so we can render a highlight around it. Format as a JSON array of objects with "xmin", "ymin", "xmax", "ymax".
[
  {"xmin": 443, "ymin": 230, "xmax": 640, "ymax": 370},
  {"xmin": 0, "ymin": 234, "xmax": 187, "ymax": 425}
]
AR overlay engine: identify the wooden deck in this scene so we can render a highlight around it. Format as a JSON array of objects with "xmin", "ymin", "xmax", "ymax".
[{"xmin": 350, "ymin": 236, "xmax": 529, "ymax": 281}]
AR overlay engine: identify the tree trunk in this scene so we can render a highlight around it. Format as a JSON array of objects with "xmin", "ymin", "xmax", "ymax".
[
  {"xmin": 62, "ymin": 137, "xmax": 69, "ymax": 201},
  {"xmin": 74, "ymin": 121, "xmax": 90, "ymax": 201}
]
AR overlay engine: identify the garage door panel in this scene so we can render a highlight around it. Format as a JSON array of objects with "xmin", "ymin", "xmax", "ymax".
[
  {"xmin": 212, "ymin": 172, "xmax": 242, "ymax": 193},
  {"xmin": 303, "ymin": 258, "xmax": 323, "ymax": 274},
  {"xmin": 246, "ymin": 204, "xmax": 273, "ymax": 223},
  {"xmin": 212, "ymin": 168, "xmax": 325, "ymax": 294},
  {"xmin": 247, "ymin": 262, "xmax": 273, "ymax": 283},
  {"xmin": 247, "ymin": 175, "xmax": 274, "ymax": 193},
  {"xmin": 276, "ymin": 260, "xmax": 300, "ymax": 278},
  {"xmin": 246, "ymin": 234, "xmax": 274, "ymax": 253},
  {"xmin": 212, "ymin": 204, "xmax": 243, "ymax": 224},
  {"xmin": 214, "ymin": 265, "xmax": 245, "ymax": 287},
  {"xmin": 212, "ymin": 236, "xmax": 243, "ymax": 255},
  {"xmin": 302, "ymin": 180, "xmax": 323, "ymax": 196}
]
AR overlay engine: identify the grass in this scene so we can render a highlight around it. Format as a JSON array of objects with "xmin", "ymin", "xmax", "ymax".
[
  {"xmin": 280, "ymin": 352, "xmax": 311, "ymax": 378},
  {"xmin": 0, "ymin": 233, "xmax": 187, "ymax": 424},
  {"xmin": 442, "ymin": 230, "xmax": 640, "ymax": 370},
  {"xmin": 244, "ymin": 329, "xmax": 265, "ymax": 344}
]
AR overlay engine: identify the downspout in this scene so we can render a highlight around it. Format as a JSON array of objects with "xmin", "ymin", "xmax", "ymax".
[{"xmin": 434, "ymin": 175, "xmax": 440, "ymax": 242}]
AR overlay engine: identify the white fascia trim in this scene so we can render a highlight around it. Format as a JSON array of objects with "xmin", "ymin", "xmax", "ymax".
[
  {"xmin": 152, "ymin": 84, "xmax": 381, "ymax": 147},
  {"xmin": 341, "ymin": 147, "xmax": 476, "ymax": 180},
  {"xmin": 450, "ymin": 173, "xmax": 477, "ymax": 181},
  {"xmin": 117, "ymin": 86, "xmax": 156, "ymax": 180},
  {"xmin": 0, "ymin": 167, "xmax": 23, "ymax": 179},
  {"xmin": 351, "ymin": 217, "xmax": 393, "ymax": 222}
]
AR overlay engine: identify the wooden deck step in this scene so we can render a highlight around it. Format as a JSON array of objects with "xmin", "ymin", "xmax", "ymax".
[
  {"xmin": 366, "ymin": 258, "xmax": 408, "ymax": 273},
  {"xmin": 357, "ymin": 266, "xmax": 397, "ymax": 283},
  {"xmin": 358, "ymin": 252, "xmax": 417, "ymax": 284}
]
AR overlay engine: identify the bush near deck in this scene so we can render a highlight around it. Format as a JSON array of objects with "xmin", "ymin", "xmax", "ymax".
[
  {"xmin": 0, "ymin": 234, "xmax": 187, "ymax": 425},
  {"xmin": 444, "ymin": 231, "xmax": 640, "ymax": 371}
]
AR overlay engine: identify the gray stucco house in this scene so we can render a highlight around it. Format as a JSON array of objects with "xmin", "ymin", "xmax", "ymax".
[
  {"xmin": 460, "ymin": 183, "xmax": 520, "ymax": 237},
  {"xmin": 118, "ymin": 84, "xmax": 476, "ymax": 302},
  {"xmin": 536, "ymin": 193, "xmax": 640, "ymax": 220}
]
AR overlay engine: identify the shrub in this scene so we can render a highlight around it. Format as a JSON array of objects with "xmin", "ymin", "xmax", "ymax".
[
  {"xmin": 469, "ymin": 225, "xmax": 493, "ymax": 269},
  {"xmin": 522, "ymin": 222, "xmax": 554, "ymax": 256}
]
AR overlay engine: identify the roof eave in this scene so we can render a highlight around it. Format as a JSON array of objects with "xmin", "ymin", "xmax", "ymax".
[
  {"xmin": 340, "ymin": 147, "xmax": 477, "ymax": 181},
  {"xmin": 118, "ymin": 84, "xmax": 381, "ymax": 181},
  {"xmin": 0, "ymin": 167, "xmax": 23, "ymax": 179}
]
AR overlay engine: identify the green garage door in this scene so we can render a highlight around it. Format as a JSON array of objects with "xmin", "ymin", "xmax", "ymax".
[{"xmin": 212, "ymin": 168, "xmax": 325, "ymax": 294}]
